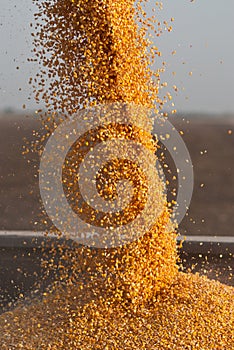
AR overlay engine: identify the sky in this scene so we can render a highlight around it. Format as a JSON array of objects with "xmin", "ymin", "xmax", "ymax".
[{"xmin": 0, "ymin": 0, "xmax": 234, "ymax": 114}]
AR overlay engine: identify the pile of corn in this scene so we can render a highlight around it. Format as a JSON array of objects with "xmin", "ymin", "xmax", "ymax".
[
  {"xmin": 0, "ymin": 1, "xmax": 233, "ymax": 348},
  {"xmin": 1, "ymin": 273, "xmax": 233, "ymax": 349}
]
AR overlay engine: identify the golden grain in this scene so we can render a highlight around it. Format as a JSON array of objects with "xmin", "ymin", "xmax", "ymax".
[{"xmin": 0, "ymin": 1, "xmax": 233, "ymax": 349}]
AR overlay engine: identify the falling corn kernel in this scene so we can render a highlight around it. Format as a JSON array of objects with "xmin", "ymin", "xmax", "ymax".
[{"xmin": 0, "ymin": 1, "xmax": 233, "ymax": 349}]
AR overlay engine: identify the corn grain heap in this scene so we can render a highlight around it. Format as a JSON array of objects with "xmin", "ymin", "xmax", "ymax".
[{"xmin": 0, "ymin": 0, "xmax": 233, "ymax": 349}]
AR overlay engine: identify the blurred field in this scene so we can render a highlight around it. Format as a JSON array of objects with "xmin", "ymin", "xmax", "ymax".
[{"xmin": 0, "ymin": 112, "xmax": 233, "ymax": 237}]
